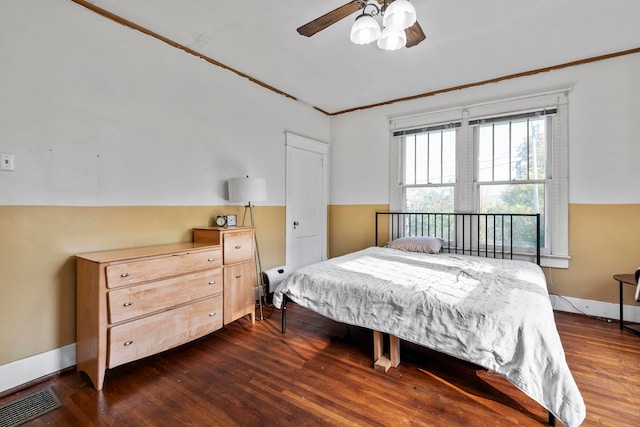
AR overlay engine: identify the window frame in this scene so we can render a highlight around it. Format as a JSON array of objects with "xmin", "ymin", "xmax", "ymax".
[
  {"xmin": 389, "ymin": 90, "xmax": 570, "ymax": 268},
  {"xmin": 473, "ymin": 112, "xmax": 553, "ymax": 253}
]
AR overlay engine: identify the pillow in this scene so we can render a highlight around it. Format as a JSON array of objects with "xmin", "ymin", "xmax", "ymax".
[{"xmin": 388, "ymin": 236, "xmax": 444, "ymax": 254}]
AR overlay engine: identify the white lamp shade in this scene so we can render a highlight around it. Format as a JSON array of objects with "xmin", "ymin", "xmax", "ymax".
[
  {"xmin": 377, "ymin": 27, "xmax": 406, "ymax": 51},
  {"xmin": 228, "ymin": 177, "xmax": 267, "ymax": 202},
  {"xmin": 350, "ymin": 14, "xmax": 381, "ymax": 45},
  {"xmin": 383, "ymin": 0, "xmax": 417, "ymax": 30}
]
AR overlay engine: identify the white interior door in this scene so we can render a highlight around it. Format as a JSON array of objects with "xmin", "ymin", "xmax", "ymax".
[{"xmin": 285, "ymin": 132, "xmax": 328, "ymax": 271}]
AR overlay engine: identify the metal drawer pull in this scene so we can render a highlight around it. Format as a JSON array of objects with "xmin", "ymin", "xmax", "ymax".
[
  {"xmin": 124, "ymin": 340, "xmax": 134, "ymax": 346},
  {"xmin": 120, "ymin": 273, "xmax": 131, "ymax": 278},
  {"xmin": 209, "ymin": 280, "xmax": 216, "ymax": 285},
  {"xmin": 235, "ymin": 245, "xmax": 241, "ymax": 249},
  {"xmin": 208, "ymin": 258, "xmax": 215, "ymax": 262},
  {"xmin": 123, "ymin": 301, "xmax": 133, "ymax": 307},
  {"xmin": 235, "ymin": 274, "xmax": 242, "ymax": 279},
  {"xmin": 208, "ymin": 312, "xmax": 217, "ymax": 317}
]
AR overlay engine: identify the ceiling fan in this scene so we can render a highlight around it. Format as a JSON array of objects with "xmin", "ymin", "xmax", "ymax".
[{"xmin": 297, "ymin": 0, "xmax": 426, "ymax": 50}]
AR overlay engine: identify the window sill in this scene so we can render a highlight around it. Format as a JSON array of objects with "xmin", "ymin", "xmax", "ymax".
[
  {"xmin": 508, "ymin": 252, "xmax": 570, "ymax": 268},
  {"xmin": 541, "ymin": 254, "xmax": 570, "ymax": 269}
]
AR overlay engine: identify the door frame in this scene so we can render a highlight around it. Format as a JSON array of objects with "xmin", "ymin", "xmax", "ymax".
[{"xmin": 285, "ymin": 132, "xmax": 329, "ymax": 267}]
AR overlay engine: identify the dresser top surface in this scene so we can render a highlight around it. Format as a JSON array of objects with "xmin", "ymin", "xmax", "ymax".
[
  {"xmin": 193, "ymin": 226, "xmax": 255, "ymax": 232},
  {"xmin": 76, "ymin": 242, "xmax": 219, "ymax": 263}
]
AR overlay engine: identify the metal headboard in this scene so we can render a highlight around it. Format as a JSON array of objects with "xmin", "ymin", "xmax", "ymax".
[{"xmin": 375, "ymin": 212, "xmax": 541, "ymax": 265}]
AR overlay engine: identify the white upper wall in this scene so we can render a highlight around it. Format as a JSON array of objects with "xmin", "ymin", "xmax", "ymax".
[
  {"xmin": 1, "ymin": 1, "xmax": 638, "ymax": 209},
  {"xmin": 329, "ymin": 52, "xmax": 640, "ymax": 205},
  {"xmin": 0, "ymin": 0, "xmax": 329, "ymax": 207}
]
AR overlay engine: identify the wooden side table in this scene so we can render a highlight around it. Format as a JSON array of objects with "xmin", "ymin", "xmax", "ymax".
[{"xmin": 613, "ymin": 273, "xmax": 640, "ymax": 335}]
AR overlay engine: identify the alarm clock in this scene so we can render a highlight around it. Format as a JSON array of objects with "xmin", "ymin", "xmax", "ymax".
[
  {"xmin": 227, "ymin": 214, "xmax": 237, "ymax": 227},
  {"xmin": 215, "ymin": 215, "xmax": 226, "ymax": 227}
]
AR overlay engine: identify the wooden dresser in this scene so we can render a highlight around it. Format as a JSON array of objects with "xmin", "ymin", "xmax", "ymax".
[
  {"xmin": 76, "ymin": 242, "xmax": 224, "ymax": 390},
  {"xmin": 192, "ymin": 226, "xmax": 256, "ymax": 325}
]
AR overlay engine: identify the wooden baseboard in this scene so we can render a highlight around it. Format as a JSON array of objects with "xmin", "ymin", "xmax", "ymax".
[
  {"xmin": 551, "ymin": 295, "xmax": 640, "ymax": 322},
  {"xmin": 0, "ymin": 366, "xmax": 75, "ymax": 399},
  {"xmin": 0, "ymin": 343, "xmax": 76, "ymax": 395}
]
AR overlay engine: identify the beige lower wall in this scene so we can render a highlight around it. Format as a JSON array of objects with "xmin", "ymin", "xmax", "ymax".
[
  {"xmin": 0, "ymin": 205, "xmax": 284, "ymax": 365},
  {"xmin": 328, "ymin": 204, "xmax": 390, "ymax": 258},
  {"xmin": 1, "ymin": 202, "xmax": 639, "ymax": 366},
  {"xmin": 550, "ymin": 203, "xmax": 640, "ymax": 305}
]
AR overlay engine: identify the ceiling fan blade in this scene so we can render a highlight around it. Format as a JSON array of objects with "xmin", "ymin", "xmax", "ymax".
[
  {"xmin": 405, "ymin": 21, "xmax": 426, "ymax": 48},
  {"xmin": 297, "ymin": 1, "xmax": 362, "ymax": 37}
]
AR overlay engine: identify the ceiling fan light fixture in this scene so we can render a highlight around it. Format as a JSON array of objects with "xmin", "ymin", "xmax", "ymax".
[
  {"xmin": 350, "ymin": 13, "xmax": 381, "ymax": 45},
  {"xmin": 377, "ymin": 27, "xmax": 406, "ymax": 51},
  {"xmin": 296, "ymin": 0, "xmax": 425, "ymax": 51},
  {"xmin": 383, "ymin": 0, "xmax": 417, "ymax": 30}
]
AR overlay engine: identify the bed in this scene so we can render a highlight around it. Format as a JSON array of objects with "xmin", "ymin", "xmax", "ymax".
[{"xmin": 273, "ymin": 212, "xmax": 586, "ymax": 427}]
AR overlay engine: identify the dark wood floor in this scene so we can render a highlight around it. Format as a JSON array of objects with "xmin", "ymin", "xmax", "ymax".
[{"xmin": 2, "ymin": 303, "xmax": 639, "ymax": 426}]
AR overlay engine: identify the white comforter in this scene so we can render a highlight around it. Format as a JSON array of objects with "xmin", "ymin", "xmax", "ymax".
[{"xmin": 273, "ymin": 246, "xmax": 586, "ymax": 427}]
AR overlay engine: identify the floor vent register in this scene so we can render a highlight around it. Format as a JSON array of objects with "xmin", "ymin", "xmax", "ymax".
[{"xmin": 0, "ymin": 387, "xmax": 62, "ymax": 427}]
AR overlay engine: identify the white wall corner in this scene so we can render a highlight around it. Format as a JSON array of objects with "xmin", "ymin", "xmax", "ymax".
[{"xmin": 0, "ymin": 344, "xmax": 76, "ymax": 394}]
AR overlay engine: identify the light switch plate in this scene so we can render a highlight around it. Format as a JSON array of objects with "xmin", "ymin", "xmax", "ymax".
[{"xmin": 1, "ymin": 153, "xmax": 15, "ymax": 171}]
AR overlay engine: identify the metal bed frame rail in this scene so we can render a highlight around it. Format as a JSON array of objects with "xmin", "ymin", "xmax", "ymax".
[{"xmin": 375, "ymin": 212, "xmax": 541, "ymax": 265}]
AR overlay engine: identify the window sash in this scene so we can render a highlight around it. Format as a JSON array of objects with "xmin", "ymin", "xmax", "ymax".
[
  {"xmin": 475, "ymin": 115, "xmax": 550, "ymax": 184},
  {"xmin": 401, "ymin": 130, "xmax": 456, "ymax": 186}
]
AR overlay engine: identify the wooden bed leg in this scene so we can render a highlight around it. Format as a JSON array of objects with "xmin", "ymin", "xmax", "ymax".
[
  {"xmin": 373, "ymin": 331, "xmax": 400, "ymax": 372},
  {"xmin": 389, "ymin": 335, "xmax": 400, "ymax": 368},
  {"xmin": 373, "ymin": 330, "xmax": 383, "ymax": 361}
]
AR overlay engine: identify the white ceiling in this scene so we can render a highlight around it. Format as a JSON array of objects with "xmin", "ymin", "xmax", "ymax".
[{"xmin": 84, "ymin": 0, "xmax": 640, "ymax": 114}]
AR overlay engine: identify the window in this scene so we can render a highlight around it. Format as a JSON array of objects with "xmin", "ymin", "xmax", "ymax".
[
  {"xmin": 390, "ymin": 91, "xmax": 570, "ymax": 267},
  {"xmin": 474, "ymin": 111, "xmax": 554, "ymax": 249},
  {"xmin": 401, "ymin": 126, "xmax": 457, "ymax": 212}
]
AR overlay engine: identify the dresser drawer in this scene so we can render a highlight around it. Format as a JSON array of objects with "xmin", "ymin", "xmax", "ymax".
[
  {"xmin": 107, "ymin": 269, "xmax": 223, "ymax": 324},
  {"xmin": 107, "ymin": 295, "xmax": 223, "ymax": 368},
  {"xmin": 222, "ymin": 231, "xmax": 253, "ymax": 265},
  {"xmin": 223, "ymin": 262, "xmax": 256, "ymax": 325},
  {"xmin": 106, "ymin": 248, "xmax": 221, "ymax": 288}
]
